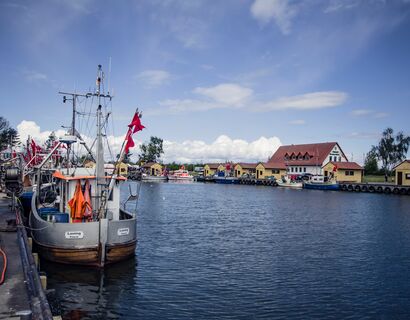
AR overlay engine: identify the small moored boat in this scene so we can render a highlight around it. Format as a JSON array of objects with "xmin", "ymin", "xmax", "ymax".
[{"xmin": 303, "ymin": 175, "xmax": 340, "ymax": 191}]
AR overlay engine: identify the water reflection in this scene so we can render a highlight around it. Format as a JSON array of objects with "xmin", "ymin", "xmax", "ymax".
[{"xmin": 42, "ymin": 257, "xmax": 137, "ymax": 320}]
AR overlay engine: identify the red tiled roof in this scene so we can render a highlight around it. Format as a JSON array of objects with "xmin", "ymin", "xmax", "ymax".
[
  {"xmin": 258, "ymin": 162, "xmax": 287, "ymax": 169},
  {"xmin": 235, "ymin": 162, "xmax": 258, "ymax": 169},
  {"xmin": 142, "ymin": 162, "xmax": 160, "ymax": 168},
  {"xmin": 325, "ymin": 161, "xmax": 363, "ymax": 170},
  {"xmin": 205, "ymin": 163, "xmax": 222, "ymax": 169},
  {"xmin": 268, "ymin": 142, "xmax": 343, "ymax": 166}
]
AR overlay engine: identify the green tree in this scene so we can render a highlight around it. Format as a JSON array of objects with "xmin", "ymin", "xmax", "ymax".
[
  {"xmin": 45, "ymin": 131, "xmax": 57, "ymax": 149},
  {"xmin": 0, "ymin": 117, "xmax": 20, "ymax": 150},
  {"xmin": 139, "ymin": 136, "xmax": 164, "ymax": 163},
  {"xmin": 371, "ymin": 128, "xmax": 410, "ymax": 181},
  {"xmin": 364, "ymin": 150, "xmax": 379, "ymax": 175}
]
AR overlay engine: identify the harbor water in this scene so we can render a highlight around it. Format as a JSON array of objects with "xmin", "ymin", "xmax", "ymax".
[{"xmin": 43, "ymin": 181, "xmax": 410, "ymax": 319}]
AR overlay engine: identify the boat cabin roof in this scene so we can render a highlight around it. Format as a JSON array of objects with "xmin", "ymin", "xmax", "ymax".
[{"xmin": 53, "ymin": 170, "xmax": 127, "ymax": 181}]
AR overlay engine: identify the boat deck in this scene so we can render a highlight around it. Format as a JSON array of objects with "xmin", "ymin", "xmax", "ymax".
[{"xmin": 0, "ymin": 193, "xmax": 30, "ymax": 319}]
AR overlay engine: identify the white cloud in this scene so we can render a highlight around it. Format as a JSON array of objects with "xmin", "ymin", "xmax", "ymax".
[
  {"xmin": 157, "ymin": 99, "xmax": 221, "ymax": 113},
  {"xmin": 152, "ymin": 87, "xmax": 347, "ymax": 114},
  {"xmin": 162, "ymin": 135, "xmax": 282, "ymax": 163},
  {"xmin": 135, "ymin": 70, "xmax": 170, "ymax": 88},
  {"xmin": 16, "ymin": 120, "xmax": 142, "ymax": 162},
  {"xmin": 257, "ymin": 91, "xmax": 348, "ymax": 111},
  {"xmin": 324, "ymin": 0, "xmax": 360, "ymax": 13},
  {"xmin": 373, "ymin": 112, "xmax": 389, "ymax": 118},
  {"xmin": 250, "ymin": 0, "xmax": 297, "ymax": 35},
  {"xmin": 350, "ymin": 109, "xmax": 373, "ymax": 116},
  {"xmin": 17, "ymin": 120, "xmax": 66, "ymax": 144},
  {"xmin": 194, "ymin": 83, "xmax": 253, "ymax": 106},
  {"xmin": 288, "ymin": 119, "xmax": 306, "ymax": 125},
  {"xmin": 350, "ymin": 109, "xmax": 389, "ymax": 118},
  {"xmin": 16, "ymin": 120, "xmax": 281, "ymax": 164},
  {"xmin": 24, "ymin": 71, "xmax": 48, "ymax": 82}
]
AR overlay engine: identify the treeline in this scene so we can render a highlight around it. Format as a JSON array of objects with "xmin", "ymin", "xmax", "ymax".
[{"xmin": 364, "ymin": 128, "xmax": 410, "ymax": 180}]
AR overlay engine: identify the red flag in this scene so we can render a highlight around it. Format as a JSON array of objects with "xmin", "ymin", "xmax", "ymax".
[
  {"xmin": 128, "ymin": 112, "xmax": 145, "ymax": 133},
  {"xmin": 124, "ymin": 129, "xmax": 135, "ymax": 154},
  {"xmin": 333, "ymin": 164, "xmax": 338, "ymax": 172}
]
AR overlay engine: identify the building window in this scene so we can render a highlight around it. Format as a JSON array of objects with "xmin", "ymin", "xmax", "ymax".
[
  {"xmin": 272, "ymin": 169, "xmax": 279, "ymax": 174},
  {"xmin": 291, "ymin": 167, "xmax": 294, "ymax": 172},
  {"xmin": 338, "ymin": 156, "xmax": 341, "ymax": 162},
  {"xmin": 303, "ymin": 167, "xmax": 306, "ymax": 173},
  {"xmin": 292, "ymin": 155, "xmax": 296, "ymax": 160},
  {"xmin": 345, "ymin": 171, "xmax": 354, "ymax": 176},
  {"xmin": 405, "ymin": 173, "xmax": 410, "ymax": 180}
]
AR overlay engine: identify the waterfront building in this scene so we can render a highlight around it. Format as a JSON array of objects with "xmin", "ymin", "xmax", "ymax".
[
  {"xmin": 268, "ymin": 142, "xmax": 348, "ymax": 175},
  {"xmin": 393, "ymin": 160, "xmax": 410, "ymax": 186},
  {"xmin": 204, "ymin": 163, "xmax": 224, "ymax": 177},
  {"xmin": 234, "ymin": 163, "xmax": 257, "ymax": 177},
  {"xmin": 322, "ymin": 161, "xmax": 363, "ymax": 183},
  {"xmin": 141, "ymin": 162, "xmax": 163, "ymax": 176},
  {"xmin": 255, "ymin": 162, "xmax": 287, "ymax": 180}
]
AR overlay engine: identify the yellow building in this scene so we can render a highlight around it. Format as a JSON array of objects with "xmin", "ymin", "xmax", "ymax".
[
  {"xmin": 322, "ymin": 161, "xmax": 363, "ymax": 183},
  {"xmin": 255, "ymin": 162, "xmax": 287, "ymax": 180},
  {"xmin": 234, "ymin": 163, "xmax": 257, "ymax": 177},
  {"xmin": 204, "ymin": 163, "xmax": 224, "ymax": 177},
  {"xmin": 141, "ymin": 162, "xmax": 163, "ymax": 176},
  {"xmin": 394, "ymin": 160, "xmax": 410, "ymax": 186},
  {"xmin": 117, "ymin": 162, "xmax": 129, "ymax": 177}
]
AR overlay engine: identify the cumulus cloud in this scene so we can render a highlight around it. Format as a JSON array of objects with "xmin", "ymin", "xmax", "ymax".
[
  {"xmin": 162, "ymin": 135, "xmax": 282, "ymax": 163},
  {"xmin": 194, "ymin": 83, "xmax": 253, "ymax": 106},
  {"xmin": 17, "ymin": 120, "xmax": 66, "ymax": 144},
  {"xmin": 256, "ymin": 91, "xmax": 348, "ymax": 111},
  {"xmin": 250, "ymin": 0, "xmax": 297, "ymax": 35},
  {"xmin": 135, "ymin": 70, "xmax": 170, "ymax": 88},
  {"xmin": 17, "ymin": 120, "xmax": 282, "ymax": 164},
  {"xmin": 16, "ymin": 120, "xmax": 141, "ymax": 161}
]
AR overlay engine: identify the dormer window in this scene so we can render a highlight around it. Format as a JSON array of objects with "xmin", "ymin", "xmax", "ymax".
[{"xmin": 292, "ymin": 155, "xmax": 296, "ymax": 160}]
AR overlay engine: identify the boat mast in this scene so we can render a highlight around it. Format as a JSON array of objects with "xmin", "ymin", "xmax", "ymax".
[{"xmin": 95, "ymin": 65, "xmax": 106, "ymax": 218}]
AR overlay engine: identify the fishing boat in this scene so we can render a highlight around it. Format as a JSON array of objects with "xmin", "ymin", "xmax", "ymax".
[
  {"xmin": 213, "ymin": 174, "xmax": 239, "ymax": 184},
  {"xmin": 167, "ymin": 166, "xmax": 194, "ymax": 181},
  {"xmin": 276, "ymin": 175, "xmax": 303, "ymax": 188},
  {"xmin": 28, "ymin": 65, "xmax": 144, "ymax": 267},
  {"xmin": 303, "ymin": 175, "xmax": 340, "ymax": 191}
]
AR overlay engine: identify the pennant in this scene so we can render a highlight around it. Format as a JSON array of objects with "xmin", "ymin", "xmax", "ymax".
[
  {"xmin": 124, "ymin": 130, "xmax": 135, "ymax": 154},
  {"xmin": 128, "ymin": 112, "xmax": 145, "ymax": 133}
]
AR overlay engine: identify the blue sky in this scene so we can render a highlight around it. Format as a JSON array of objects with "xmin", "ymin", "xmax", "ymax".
[{"xmin": 1, "ymin": 0, "xmax": 410, "ymax": 163}]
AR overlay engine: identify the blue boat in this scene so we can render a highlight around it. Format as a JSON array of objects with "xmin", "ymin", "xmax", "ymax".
[
  {"xmin": 303, "ymin": 175, "xmax": 340, "ymax": 191},
  {"xmin": 214, "ymin": 176, "xmax": 240, "ymax": 184}
]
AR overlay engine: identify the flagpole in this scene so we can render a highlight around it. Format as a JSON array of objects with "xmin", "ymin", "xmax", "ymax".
[{"xmin": 100, "ymin": 109, "xmax": 142, "ymax": 214}]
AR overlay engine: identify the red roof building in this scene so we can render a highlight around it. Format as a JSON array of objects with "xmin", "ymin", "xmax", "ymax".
[{"xmin": 268, "ymin": 142, "xmax": 348, "ymax": 175}]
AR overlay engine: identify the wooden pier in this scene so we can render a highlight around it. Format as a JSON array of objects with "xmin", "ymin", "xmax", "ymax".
[{"xmin": 0, "ymin": 193, "xmax": 53, "ymax": 320}]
